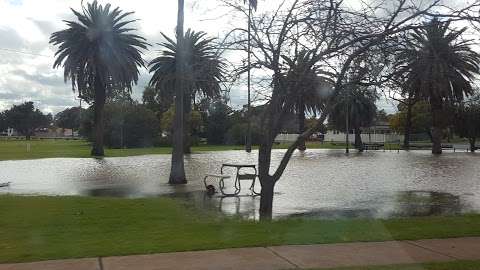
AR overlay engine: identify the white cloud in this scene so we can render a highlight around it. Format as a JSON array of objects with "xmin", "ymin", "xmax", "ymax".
[{"xmin": 0, "ymin": 0, "xmax": 244, "ymax": 114}]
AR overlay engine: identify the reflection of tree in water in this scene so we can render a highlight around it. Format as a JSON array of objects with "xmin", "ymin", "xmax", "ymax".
[
  {"xmin": 394, "ymin": 190, "xmax": 462, "ymax": 217},
  {"xmin": 287, "ymin": 208, "xmax": 376, "ymax": 220},
  {"xmin": 78, "ymin": 158, "xmax": 139, "ymax": 197},
  {"xmin": 167, "ymin": 191, "xmax": 259, "ymax": 220},
  {"xmin": 84, "ymin": 186, "xmax": 137, "ymax": 197}
]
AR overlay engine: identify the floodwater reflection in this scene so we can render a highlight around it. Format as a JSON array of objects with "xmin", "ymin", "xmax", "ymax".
[{"xmin": 0, "ymin": 149, "xmax": 479, "ymax": 219}]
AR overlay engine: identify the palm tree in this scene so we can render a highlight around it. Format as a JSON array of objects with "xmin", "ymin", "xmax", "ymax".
[
  {"xmin": 149, "ymin": 30, "xmax": 225, "ymax": 154},
  {"xmin": 282, "ymin": 50, "xmax": 329, "ymax": 150},
  {"xmin": 329, "ymin": 87, "xmax": 377, "ymax": 152},
  {"xmin": 50, "ymin": 1, "xmax": 148, "ymax": 156},
  {"xmin": 395, "ymin": 18, "xmax": 480, "ymax": 154}
]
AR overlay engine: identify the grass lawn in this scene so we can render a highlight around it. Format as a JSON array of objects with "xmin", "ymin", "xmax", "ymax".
[
  {"xmin": 317, "ymin": 260, "xmax": 480, "ymax": 270},
  {"xmin": 1, "ymin": 195, "xmax": 479, "ymax": 263},
  {"xmin": 0, "ymin": 138, "xmax": 352, "ymax": 161}
]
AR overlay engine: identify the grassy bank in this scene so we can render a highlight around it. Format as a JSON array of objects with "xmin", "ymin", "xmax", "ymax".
[
  {"xmin": 1, "ymin": 195, "xmax": 479, "ymax": 263},
  {"xmin": 0, "ymin": 139, "xmax": 353, "ymax": 161},
  {"xmin": 318, "ymin": 260, "xmax": 480, "ymax": 270}
]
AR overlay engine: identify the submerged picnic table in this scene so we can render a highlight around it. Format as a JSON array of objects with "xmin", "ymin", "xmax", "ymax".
[{"xmin": 204, "ymin": 163, "xmax": 260, "ymax": 196}]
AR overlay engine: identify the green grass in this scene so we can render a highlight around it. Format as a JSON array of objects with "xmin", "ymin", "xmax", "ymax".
[
  {"xmin": 1, "ymin": 195, "xmax": 479, "ymax": 264},
  {"xmin": 0, "ymin": 139, "xmax": 351, "ymax": 161},
  {"xmin": 315, "ymin": 260, "xmax": 480, "ymax": 270}
]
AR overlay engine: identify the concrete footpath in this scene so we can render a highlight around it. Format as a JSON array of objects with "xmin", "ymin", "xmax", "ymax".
[{"xmin": 1, "ymin": 237, "xmax": 479, "ymax": 270}]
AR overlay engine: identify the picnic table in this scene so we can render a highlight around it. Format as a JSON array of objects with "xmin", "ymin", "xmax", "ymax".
[{"xmin": 204, "ymin": 163, "xmax": 260, "ymax": 196}]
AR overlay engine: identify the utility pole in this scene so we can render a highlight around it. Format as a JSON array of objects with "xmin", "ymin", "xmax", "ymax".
[
  {"xmin": 345, "ymin": 99, "xmax": 350, "ymax": 154},
  {"xmin": 245, "ymin": 2, "xmax": 252, "ymax": 153}
]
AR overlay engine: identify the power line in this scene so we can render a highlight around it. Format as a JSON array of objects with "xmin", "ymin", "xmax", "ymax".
[{"xmin": 0, "ymin": 48, "xmax": 51, "ymax": 58}]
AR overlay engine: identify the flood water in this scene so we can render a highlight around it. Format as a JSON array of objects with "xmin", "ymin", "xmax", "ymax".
[{"xmin": 0, "ymin": 149, "xmax": 479, "ymax": 220}]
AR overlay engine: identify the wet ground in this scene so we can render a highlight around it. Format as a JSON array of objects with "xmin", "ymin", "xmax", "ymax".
[{"xmin": 0, "ymin": 149, "xmax": 479, "ymax": 220}]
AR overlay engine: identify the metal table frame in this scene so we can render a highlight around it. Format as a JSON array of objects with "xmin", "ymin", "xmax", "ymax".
[{"xmin": 204, "ymin": 163, "xmax": 260, "ymax": 196}]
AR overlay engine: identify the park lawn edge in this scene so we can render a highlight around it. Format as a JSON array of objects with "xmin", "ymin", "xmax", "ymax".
[
  {"xmin": 0, "ymin": 195, "xmax": 479, "ymax": 264},
  {"xmin": 0, "ymin": 139, "xmax": 390, "ymax": 161}
]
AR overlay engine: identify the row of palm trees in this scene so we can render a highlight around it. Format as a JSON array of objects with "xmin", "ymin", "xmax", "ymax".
[
  {"xmin": 50, "ymin": 1, "xmax": 480, "ymax": 194},
  {"xmin": 50, "ymin": 1, "xmax": 229, "ymax": 184}
]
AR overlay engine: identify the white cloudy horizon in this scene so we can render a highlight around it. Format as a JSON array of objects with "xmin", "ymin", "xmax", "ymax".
[
  {"xmin": 2, "ymin": 0, "xmax": 460, "ymax": 116},
  {"xmin": 0, "ymin": 0, "xmax": 247, "ymax": 115}
]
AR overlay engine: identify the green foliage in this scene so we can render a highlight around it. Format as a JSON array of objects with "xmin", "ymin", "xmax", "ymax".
[
  {"xmin": 148, "ymin": 29, "xmax": 225, "ymax": 103},
  {"xmin": 329, "ymin": 87, "xmax": 377, "ymax": 132},
  {"xmin": 2, "ymin": 102, "xmax": 50, "ymax": 139},
  {"xmin": 160, "ymin": 105, "xmax": 175, "ymax": 132},
  {"xmin": 0, "ymin": 112, "xmax": 6, "ymax": 132},
  {"xmin": 454, "ymin": 100, "xmax": 480, "ymax": 141},
  {"xmin": 394, "ymin": 19, "xmax": 480, "ymax": 106},
  {"xmin": 281, "ymin": 50, "xmax": 330, "ymax": 116},
  {"xmin": 54, "ymin": 107, "xmax": 83, "ymax": 131},
  {"xmin": 225, "ymin": 122, "xmax": 261, "ymax": 145},
  {"xmin": 206, "ymin": 100, "xmax": 231, "ymax": 144},
  {"xmin": 50, "ymin": 0, "xmax": 148, "ymax": 103},
  {"xmin": 389, "ymin": 101, "xmax": 432, "ymax": 134},
  {"xmin": 142, "ymin": 86, "xmax": 173, "ymax": 115},
  {"xmin": 81, "ymin": 102, "xmax": 160, "ymax": 148}
]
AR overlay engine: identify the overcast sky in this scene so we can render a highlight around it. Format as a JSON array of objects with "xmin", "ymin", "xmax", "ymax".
[{"xmin": 0, "ymin": 0, "xmax": 423, "ymax": 115}]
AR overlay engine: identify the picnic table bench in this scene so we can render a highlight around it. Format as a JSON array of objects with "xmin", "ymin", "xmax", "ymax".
[{"xmin": 204, "ymin": 163, "xmax": 260, "ymax": 196}]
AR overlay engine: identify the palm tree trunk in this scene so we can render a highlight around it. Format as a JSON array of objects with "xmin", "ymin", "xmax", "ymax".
[
  {"xmin": 91, "ymin": 79, "xmax": 105, "ymax": 156},
  {"xmin": 404, "ymin": 100, "xmax": 413, "ymax": 150},
  {"xmin": 469, "ymin": 137, "xmax": 476, "ymax": 153},
  {"xmin": 169, "ymin": 0, "xmax": 187, "ymax": 184},
  {"xmin": 431, "ymin": 103, "xmax": 443, "ymax": 155},
  {"xmin": 297, "ymin": 100, "xmax": 306, "ymax": 151},
  {"xmin": 354, "ymin": 127, "xmax": 364, "ymax": 152}
]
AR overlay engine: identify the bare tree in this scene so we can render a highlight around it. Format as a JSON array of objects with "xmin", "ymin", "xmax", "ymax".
[{"xmin": 223, "ymin": 0, "xmax": 480, "ymax": 219}]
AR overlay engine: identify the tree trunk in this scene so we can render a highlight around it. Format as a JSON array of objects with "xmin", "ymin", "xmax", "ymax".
[
  {"xmin": 469, "ymin": 138, "xmax": 476, "ymax": 153},
  {"xmin": 431, "ymin": 103, "xmax": 443, "ymax": 155},
  {"xmin": 169, "ymin": 0, "xmax": 187, "ymax": 184},
  {"xmin": 297, "ymin": 101, "xmax": 306, "ymax": 151},
  {"xmin": 354, "ymin": 127, "xmax": 364, "ymax": 152},
  {"xmin": 404, "ymin": 100, "xmax": 413, "ymax": 150},
  {"xmin": 259, "ymin": 177, "xmax": 274, "ymax": 220},
  {"xmin": 258, "ymin": 133, "xmax": 275, "ymax": 220},
  {"xmin": 91, "ymin": 79, "xmax": 106, "ymax": 157}
]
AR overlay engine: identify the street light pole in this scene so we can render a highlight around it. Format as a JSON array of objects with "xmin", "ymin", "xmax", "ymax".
[
  {"xmin": 245, "ymin": 2, "xmax": 252, "ymax": 153},
  {"xmin": 345, "ymin": 92, "xmax": 350, "ymax": 154}
]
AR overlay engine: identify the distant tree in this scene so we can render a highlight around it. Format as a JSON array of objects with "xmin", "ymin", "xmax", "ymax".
[
  {"xmin": 149, "ymin": 30, "xmax": 226, "ymax": 154},
  {"xmin": 55, "ymin": 107, "xmax": 82, "ymax": 136},
  {"xmin": 206, "ymin": 100, "xmax": 231, "ymax": 145},
  {"xmin": 389, "ymin": 101, "xmax": 432, "ymax": 140},
  {"xmin": 282, "ymin": 50, "xmax": 330, "ymax": 150},
  {"xmin": 3, "ymin": 102, "xmax": 50, "ymax": 140},
  {"xmin": 80, "ymin": 102, "xmax": 159, "ymax": 148},
  {"xmin": 329, "ymin": 87, "xmax": 377, "ymax": 151},
  {"xmin": 0, "ymin": 112, "xmax": 6, "ymax": 132},
  {"xmin": 394, "ymin": 19, "xmax": 480, "ymax": 154},
  {"xmin": 143, "ymin": 86, "xmax": 173, "ymax": 115},
  {"xmin": 50, "ymin": 1, "xmax": 148, "ymax": 156},
  {"xmin": 454, "ymin": 100, "xmax": 480, "ymax": 152}
]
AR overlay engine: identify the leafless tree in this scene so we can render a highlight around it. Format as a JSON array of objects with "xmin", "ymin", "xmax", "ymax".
[{"xmin": 222, "ymin": 0, "xmax": 480, "ymax": 219}]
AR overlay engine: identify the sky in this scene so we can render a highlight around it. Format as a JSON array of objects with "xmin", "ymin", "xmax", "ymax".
[
  {"xmin": 0, "ymin": 0, "xmax": 244, "ymax": 115},
  {"xmin": 0, "ymin": 0, "xmax": 460, "ymax": 115}
]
